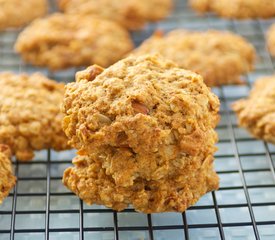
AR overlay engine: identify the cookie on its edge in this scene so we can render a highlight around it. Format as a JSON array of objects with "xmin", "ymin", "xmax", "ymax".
[
  {"xmin": 0, "ymin": 145, "xmax": 16, "ymax": 204},
  {"xmin": 15, "ymin": 13, "xmax": 134, "ymax": 70},
  {"xmin": 267, "ymin": 24, "xmax": 275, "ymax": 57},
  {"xmin": 232, "ymin": 76, "xmax": 275, "ymax": 144},
  {"xmin": 0, "ymin": 0, "xmax": 47, "ymax": 30},
  {"xmin": 131, "ymin": 30, "xmax": 255, "ymax": 87},
  {"xmin": 58, "ymin": 0, "xmax": 173, "ymax": 30},
  {"xmin": 0, "ymin": 72, "xmax": 70, "ymax": 161},
  {"xmin": 190, "ymin": 0, "xmax": 275, "ymax": 19},
  {"xmin": 62, "ymin": 54, "xmax": 220, "ymax": 213}
]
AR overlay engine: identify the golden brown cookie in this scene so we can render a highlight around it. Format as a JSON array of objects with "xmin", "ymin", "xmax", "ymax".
[
  {"xmin": 58, "ymin": 0, "xmax": 173, "ymax": 30},
  {"xmin": 63, "ymin": 153, "xmax": 219, "ymax": 213},
  {"xmin": 130, "ymin": 30, "xmax": 256, "ymax": 87},
  {"xmin": 0, "ymin": 72, "xmax": 70, "ymax": 161},
  {"xmin": 190, "ymin": 0, "xmax": 275, "ymax": 19},
  {"xmin": 0, "ymin": 144, "xmax": 16, "ymax": 204},
  {"xmin": 0, "ymin": 0, "xmax": 47, "ymax": 30},
  {"xmin": 15, "ymin": 13, "xmax": 134, "ymax": 70},
  {"xmin": 62, "ymin": 54, "xmax": 220, "ymax": 213},
  {"xmin": 232, "ymin": 76, "xmax": 275, "ymax": 144},
  {"xmin": 267, "ymin": 24, "xmax": 275, "ymax": 57}
]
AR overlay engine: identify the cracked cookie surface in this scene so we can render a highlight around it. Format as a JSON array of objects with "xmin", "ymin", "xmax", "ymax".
[
  {"xmin": 0, "ymin": 72, "xmax": 70, "ymax": 161},
  {"xmin": 0, "ymin": 145, "xmax": 16, "ymax": 204},
  {"xmin": 15, "ymin": 13, "xmax": 134, "ymax": 70},
  {"xmin": 233, "ymin": 76, "xmax": 275, "ymax": 144},
  {"xmin": 0, "ymin": 0, "xmax": 47, "ymax": 30},
  {"xmin": 190, "ymin": 0, "xmax": 275, "ymax": 19},
  {"xmin": 62, "ymin": 54, "xmax": 220, "ymax": 213},
  {"xmin": 58, "ymin": 0, "xmax": 172, "ymax": 30},
  {"xmin": 130, "ymin": 30, "xmax": 256, "ymax": 87}
]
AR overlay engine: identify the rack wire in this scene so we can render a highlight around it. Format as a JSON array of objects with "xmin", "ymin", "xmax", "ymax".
[{"xmin": 0, "ymin": 0, "xmax": 275, "ymax": 239}]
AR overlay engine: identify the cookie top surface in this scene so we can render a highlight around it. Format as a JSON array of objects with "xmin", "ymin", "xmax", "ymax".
[
  {"xmin": 58, "ymin": 0, "xmax": 172, "ymax": 30},
  {"xmin": 15, "ymin": 13, "xmax": 134, "ymax": 70},
  {"xmin": 62, "ymin": 54, "xmax": 220, "ymax": 185},
  {"xmin": 190, "ymin": 0, "xmax": 275, "ymax": 19},
  {"xmin": 0, "ymin": 72, "xmax": 69, "ymax": 161},
  {"xmin": 267, "ymin": 24, "xmax": 275, "ymax": 57},
  {"xmin": 0, "ymin": 144, "xmax": 16, "ymax": 204},
  {"xmin": 233, "ymin": 76, "xmax": 275, "ymax": 144},
  {"xmin": 0, "ymin": 0, "xmax": 47, "ymax": 30},
  {"xmin": 131, "ymin": 30, "xmax": 256, "ymax": 87}
]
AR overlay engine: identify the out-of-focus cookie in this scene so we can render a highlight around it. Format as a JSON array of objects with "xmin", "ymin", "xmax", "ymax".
[
  {"xmin": 232, "ymin": 76, "xmax": 275, "ymax": 144},
  {"xmin": 0, "ymin": 72, "xmax": 70, "ymax": 161},
  {"xmin": 190, "ymin": 0, "xmax": 275, "ymax": 19},
  {"xmin": 131, "ymin": 30, "xmax": 256, "ymax": 87},
  {"xmin": 62, "ymin": 54, "xmax": 220, "ymax": 213},
  {"xmin": 267, "ymin": 24, "xmax": 275, "ymax": 57},
  {"xmin": 0, "ymin": 144, "xmax": 16, "ymax": 204},
  {"xmin": 15, "ymin": 13, "xmax": 134, "ymax": 70},
  {"xmin": 0, "ymin": 0, "xmax": 47, "ymax": 30},
  {"xmin": 58, "ymin": 0, "xmax": 172, "ymax": 30}
]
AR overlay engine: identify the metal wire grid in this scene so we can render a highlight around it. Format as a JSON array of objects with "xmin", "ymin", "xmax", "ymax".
[{"xmin": 0, "ymin": 0, "xmax": 275, "ymax": 239}]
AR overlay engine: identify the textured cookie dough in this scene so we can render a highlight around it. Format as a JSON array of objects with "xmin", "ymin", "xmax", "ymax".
[
  {"xmin": 232, "ymin": 76, "xmax": 275, "ymax": 144},
  {"xmin": 190, "ymin": 0, "xmax": 275, "ymax": 19},
  {"xmin": 267, "ymin": 24, "xmax": 275, "ymax": 57},
  {"xmin": 58, "ymin": 0, "xmax": 173, "ymax": 30},
  {"xmin": 0, "ymin": 72, "xmax": 70, "ymax": 161},
  {"xmin": 62, "ymin": 55, "xmax": 220, "ymax": 213},
  {"xmin": 131, "ymin": 30, "xmax": 256, "ymax": 87},
  {"xmin": 0, "ymin": 145, "xmax": 16, "ymax": 204},
  {"xmin": 0, "ymin": 0, "xmax": 47, "ymax": 30},
  {"xmin": 15, "ymin": 13, "xmax": 134, "ymax": 70}
]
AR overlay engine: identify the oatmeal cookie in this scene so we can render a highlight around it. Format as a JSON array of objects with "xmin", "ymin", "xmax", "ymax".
[
  {"xmin": 58, "ymin": 0, "xmax": 172, "ymax": 30},
  {"xmin": 267, "ymin": 24, "xmax": 275, "ymax": 57},
  {"xmin": 0, "ymin": 145, "xmax": 16, "ymax": 204},
  {"xmin": 0, "ymin": 0, "xmax": 47, "ymax": 30},
  {"xmin": 62, "ymin": 54, "xmax": 220, "ymax": 212},
  {"xmin": 0, "ymin": 72, "xmax": 70, "ymax": 161},
  {"xmin": 15, "ymin": 13, "xmax": 134, "ymax": 70},
  {"xmin": 232, "ymin": 76, "xmax": 275, "ymax": 144},
  {"xmin": 190, "ymin": 0, "xmax": 275, "ymax": 19},
  {"xmin": 130, "ymin": 30, "xmax": 256, "ymax": 87},
  {"xmin": 62, "ymin": 55, "xmax": 220, "ymax": 157},
  {"xmin": 63, "ymin": 153, "xmax": 219, "ymax": 213}
]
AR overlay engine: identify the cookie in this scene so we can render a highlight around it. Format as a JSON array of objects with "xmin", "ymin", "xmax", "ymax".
[
  {"xmin": 15, "ymin": 13, "xmax": 134, "ymax": 70},
  {"xmin": 0, "ymin": 0, "xmax": 47, "ymax": 30},
  {"xmin": 232, "ymin": 76, "xmax": 275, "ymax": 144},
  {"xmin": 0, "ymin": 145, "xmax": 16, "ymax": 204},
  {"xmin": 190, "ymin": 0, "xmax": 275, "ymax": 19},
  {"xmin": 267, "ymin": 24, "xmax": 275, "ymax": 57},
  {"xmin": 58, "ymin": 0, "xmax": 172, "ymax": 30},
  {"xmin": 62, "ymin": 54, "xmax": 220, "ymax": 213},
  {"xmin": 63, "ymin": 152, "xmax": 219, "ymax": 213},
  {"xmin": 0, "ymin": 72, "xmax": 70, "ymax": 161},
  {"xmin": 130, "ymin": 30, "xmax": 256, "ymax": 87}
]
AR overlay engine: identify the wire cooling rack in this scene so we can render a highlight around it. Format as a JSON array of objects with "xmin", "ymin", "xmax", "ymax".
[{"xmin": 0, "ymin": 0, "xmax": 275, "ymax": 239}]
